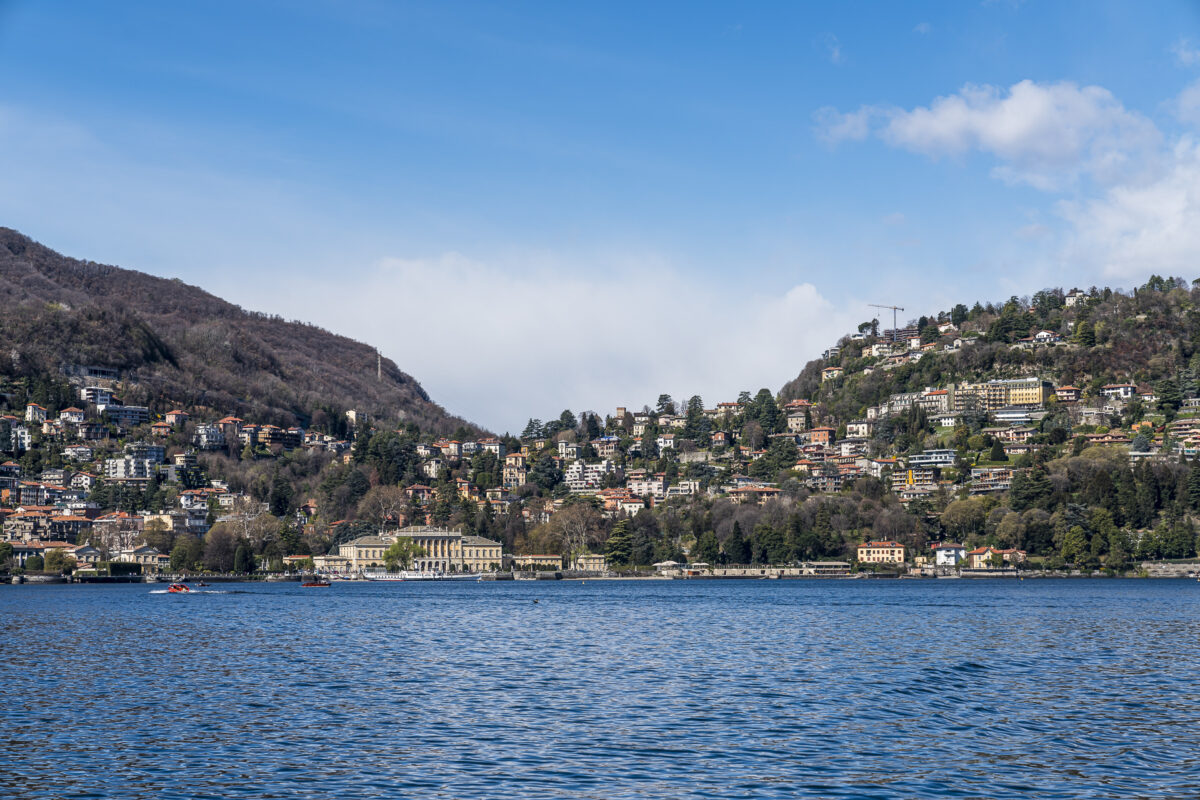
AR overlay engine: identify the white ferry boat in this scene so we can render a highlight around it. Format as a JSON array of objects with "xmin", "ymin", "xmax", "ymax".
[{"xmin": 362, "ymin": 570, "xmax": 481, "ymax": 582}]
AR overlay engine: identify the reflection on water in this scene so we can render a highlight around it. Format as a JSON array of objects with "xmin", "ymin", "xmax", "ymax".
[{"xmin": 2, "ymin": 579, "xmax": 1199, "ymax": 799}]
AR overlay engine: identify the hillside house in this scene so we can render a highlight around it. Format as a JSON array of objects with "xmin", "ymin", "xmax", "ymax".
[
  {"xmin": 845, "ymin": 420, "xmax": 873, "ymax": 438},
  {"xmin": 932, "ymin": 542, "xmax": 966, "ymax": 566},
  {"xmin": 1100, "ymin": 383, "xmax": 1136, "ymax": 399},
  {"xmin": 1055, "ymin": 386, "xmax": 1082, "ymax": 403},
  {"xmin": 857, "ymin": 541, "xmax": 905, "ymax": 564},
  {"xmin": 966, "ymin": 547, "xmax": 1027, "ymax": 569}
]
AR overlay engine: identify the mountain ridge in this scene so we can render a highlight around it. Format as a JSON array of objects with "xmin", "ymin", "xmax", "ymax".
[{"xmin": 0, "ymin": 227, "xmax": 481, "ymax": 435}]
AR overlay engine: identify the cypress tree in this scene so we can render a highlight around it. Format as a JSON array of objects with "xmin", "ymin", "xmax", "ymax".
[
  {"xmin": 725, "ymin": 521, "xmax": 750, "ymax": 565},
  {"xmin": 233, "ymin": 544, "xmax": 254, "ymax": 574},
  {"xmin": 1187, "ymin": 461, "xmax": 1200, "ymax": 510}
]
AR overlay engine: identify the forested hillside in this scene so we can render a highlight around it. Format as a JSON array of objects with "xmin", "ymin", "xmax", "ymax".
[
  {"xmin": 782, "ymin": 277, "xmax": 1198, "ymax": 418},
  {"xmin": 0, "ymin": 228, "xmax": 477, "ymax": 434}
]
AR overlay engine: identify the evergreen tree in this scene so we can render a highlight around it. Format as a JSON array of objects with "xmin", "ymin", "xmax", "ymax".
[
  {"xmin": 683, "ymin": 395, "xmax": 709, "ymax": 443},
  {"xmin": 1060, "ymin": 526, "xmax": 1089, "ymax": 564},
  {"xmin": 605, "ymin": 520, "xmax": 633, "ymax": 567},
  {"xmin": 751, "ymin": 389, "xmax": 780, "ymax": 432},
  {"xmin": 353, "ymin": 422, "xmax": 373, "ymax": 463},
  {"xmin": 1187, "ymin": 461, "xmax": 1200, "ymax": 510},
  {"xmin": 269, "ymin": 472, "xmax": 294, "ymax": 516},
  {"xmin": 988, "ymin": 439, "xmax": 1007, "ymax": 462},
  {"xmin": 1158, "ymin": 377, "xmax": 1182, "ymax": 418},
  {"xmin": 693, "ymin": 530, "xmax": 719, "ymax": 564},
  {"xmin": 1132, "ymin": 480, "xmax": 1156, "ymax": 529},
  {"xmin": 233, "ymin": 544, "xmax": 255, "ymax": 573},
  {"xmin": 789, "ymin": 516, "xmax": 822, "ymax": 560},
  {"xmin": 1161, "ymin": 517, "xmax": 1196, "ymax": 559},
  {"xmin": 725, "ymin": 521, "xmax": 750, "ymax": 564},
  {"xmin": 529, "ymin": 456, "xmax": 563, "ymax": 491},
  {"xmin": 755, "ymin": 522, "xmax": 788, "ymax": 564},
  {"xmin": 1010, "ymin": 469, "xmax": 1051, "ymax": 511},
  {"xmin": 1134, "ymin": 527, "xmax": 1160, "ymax": 560}
]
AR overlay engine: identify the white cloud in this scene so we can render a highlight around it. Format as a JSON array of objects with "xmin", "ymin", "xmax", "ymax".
[
  {"xmin": 813, "ymin": 106, "xmax": 872, "ymax": 143},
  {"xmin": 1176, "ymin": 79, "xmax": 1200, "ymax": 127},
  {"xmin": 820, "ymin": 33, "xmax": 844, "ymax": 65},
  {"xmin": 878, "ymin": 80, "xmax": 1160, "ymax": 189},
  {"xmin": 1059, "ymin": 137, "xmax": 1200, "ymax": 281},
  {"xmin": 1014, "ymin": 222, "xmax": 1051, "ymax": 240},
  {"xmin": 814, "ymin": 80, "xmax": 1161, "ymax": 188},
  {"xmin": 253, "ymin": 252, "xmax": 859, "ymax": 431},
  {"xmin": 1171, "ymin": 38, "xmax": 1200, "ymax": 67},
  {"xmin": 913, "ymin": 22, "xmax": 932, "ymax": 35},
  {"xmin": 818, "ymin": 79, "xmax": 1200, "ymax": 286}
]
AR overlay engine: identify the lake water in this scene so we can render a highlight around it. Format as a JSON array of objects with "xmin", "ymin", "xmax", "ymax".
[{"xmin": 2, "ymin": 578, "xmax": 1198, "ymax": 799}]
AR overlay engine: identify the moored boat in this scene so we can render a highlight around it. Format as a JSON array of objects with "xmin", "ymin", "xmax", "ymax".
[{"xmin": 362, "ymin": 570, "xmax": 479, "ymax": 581}]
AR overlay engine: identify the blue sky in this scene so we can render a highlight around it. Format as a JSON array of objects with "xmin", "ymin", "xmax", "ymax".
[{"xmin": 2, "ymin": 1, "xmax": 1200, "ymax": 431}]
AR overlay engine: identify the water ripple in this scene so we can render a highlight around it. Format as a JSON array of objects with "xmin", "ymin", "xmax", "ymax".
[{"xmin": 1, "ymin": 579, "xmax": 1198, "ymax": 798}]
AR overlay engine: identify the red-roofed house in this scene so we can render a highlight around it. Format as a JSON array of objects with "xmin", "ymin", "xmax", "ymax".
[{"xmin": 966, "ymin": 547, "xmax": 1027, "ymax": 569}]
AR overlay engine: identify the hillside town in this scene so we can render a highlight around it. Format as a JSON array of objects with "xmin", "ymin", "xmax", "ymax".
[{"xmin": 4, "ymin": 279, "xmax": 1200, "ymax": 580}]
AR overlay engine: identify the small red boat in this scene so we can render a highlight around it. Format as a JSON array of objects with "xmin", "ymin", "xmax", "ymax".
[
  {"xmin": 301, "ymin": 579, "xmax": 331, "ymax": 588},
  {"xmin": 167, "ymin": 583, "xmax": 191, "ymax": 593}
]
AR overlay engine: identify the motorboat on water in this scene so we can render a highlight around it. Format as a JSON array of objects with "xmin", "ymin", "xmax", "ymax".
[
  {"xmin": 167, "ymin": 583, "xmax": 191, "ymax": 593},
  {"xmin": 301, "ymin": 578, "xmax": 332, "ymax": 587}
]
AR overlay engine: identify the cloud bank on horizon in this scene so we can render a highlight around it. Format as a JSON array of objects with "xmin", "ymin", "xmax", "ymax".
[{"xmin": 264, "ymin": 252, "xmax": 862, "ymax": 433}]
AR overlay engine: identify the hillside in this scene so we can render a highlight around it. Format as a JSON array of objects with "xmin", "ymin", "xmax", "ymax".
[
  {"xmin": 0, "ymin": 228, "xmax": 478, "ymax": 435},
  {"xmin": 780, "ymin": 279, "xmax": 1199, "ymax": 421}
]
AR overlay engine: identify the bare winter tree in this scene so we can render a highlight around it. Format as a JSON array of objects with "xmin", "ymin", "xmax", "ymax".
[{"xmin": 356, "ymin": 485, "xmax": 408, "ymax": 529}]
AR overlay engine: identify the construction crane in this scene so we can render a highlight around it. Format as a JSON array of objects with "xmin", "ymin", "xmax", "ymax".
[{"xmin": 869, "ymin": 304, "xmax": 905, "ymax": 342}]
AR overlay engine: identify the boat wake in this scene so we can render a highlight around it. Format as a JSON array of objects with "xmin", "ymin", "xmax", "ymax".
[{"xmin": 148, "ymin": 589, "xmax": 231, "ymax": 594}]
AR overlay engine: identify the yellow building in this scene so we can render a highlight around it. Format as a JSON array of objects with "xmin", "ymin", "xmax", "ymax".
[
  {"xmin": 338, "ymin": 535, "xmax": 392, "ymax": 570},
  {"xmin": 1000, "ymin": 378, "xmax": 1053, "ymax": 407},
  {"xmin": 966, "ymin": 546, "xmax": 1027, "ymax": 569},
  {"xmin": 312, "ymin": 553, "xmax": 351, "ymax": 573},
  {"xmin": 856, "ymin": 540, "xmax": 906, "ymax": 564},
  {"xmin": 341, "ymin": 527, "xmax": 503, "ymax": 573},
  {"xmin": 572, "ymin": 553, "xmax": 608, "ymax": 572},
  {"xmin": 460, "ymin": 534, "xmax": 504, "ymax": 572}
]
